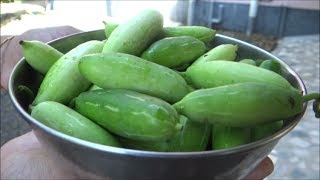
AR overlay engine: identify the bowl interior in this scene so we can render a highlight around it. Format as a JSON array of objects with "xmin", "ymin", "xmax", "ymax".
[{"xmin": 9, "ymin": 29, "xmax": 308, "ymax": 156}]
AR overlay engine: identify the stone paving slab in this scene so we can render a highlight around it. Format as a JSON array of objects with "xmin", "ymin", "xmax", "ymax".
[
  {"xmin": 0, "ymin": 34, "xmax": 319, "ymax": 179},
  {"xmin": 267, "ymin": 34, "xmax": 319, "ymax": 180}
]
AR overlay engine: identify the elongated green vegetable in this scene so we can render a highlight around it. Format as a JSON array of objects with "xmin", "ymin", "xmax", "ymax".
[
  {"xmin": 161, "ymin": 26, "xmax": 216, "ymax": 44},
  {"xmin": 192, "ymin": 44, "xmax": 238, "ymax": 65},
  {"xmin": 102, "ymin": 21, "xmax": 119, "ymax": 38},
  {"xmin": 102, "ymin": 10, "xmax": 163, "ymax": 55},
  {"xmin": 212, "ymin": 125, "xmax": 251, "ymax": 150},
  {"xmin": 239, "ymin": 59, "xmax": 256, "ymax": 66},
  {"xmin": 78, "ymin": 53, "xmax": 190, "ymax": 103},
  {"xmin": 251, "ymin": 120, "xmax": 283, "ymax": 141},
  {"xmin": 74, "ymin": 89, "xmax": 181, "ymax": 141},
  {"xmin": 16, "ymin": 85, "xmax": 34, "ymax": 113},
  {"xmin": 99, "ymin": 23, "xmax": 216, "ymax": 44},
  {"xmin": 20, "ymin": 40, "xmax": 63, "ymax": 74},
  {"xmin": 186, "ymin": 60, "xmax": 293, "ymax": 89},
  {"xmin": 31, "ymin": 101, "xmax": 121, "ymax": 147},
  {"xmin": 32, "ymin": 40, "xmax": 104, "ymax": 106},
  {"xmin": 118, "ymin": 115, "xmax": 211, "ymax": 152},
  {"xmin": 141, "ymin": 36, "xmax": 206, "ymax": 68},
  {"xmin": 17, "ymin": 85, "xmax": 34, "ymax": 102},
  {"xmin": 173, "ymin": 82, "xmax": 306, "ymax": 127},
  {"xmin": 168, "ymin": 115, "xmax": 211, "ymax": 152},
  {"xmin": 259, "ymin": 59, "xmax": 281, "ymax": 74}
]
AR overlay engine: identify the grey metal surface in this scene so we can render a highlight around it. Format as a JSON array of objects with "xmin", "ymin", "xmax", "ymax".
[
  {"xmin": 193, "ymin": 1, "xmax": 320, "ymax": 37},
  {"xmin": 6, "ymin": 30, "xmax": 308, "ymax": 180},
  {"xmin": 267, "ymin": 35, "xmax": 320, "ymax": 179}
]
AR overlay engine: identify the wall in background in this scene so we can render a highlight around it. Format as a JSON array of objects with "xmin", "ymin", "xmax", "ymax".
[
  {"xmin": 213, "ymin": 0, "xmax": 320, "ymax": 10},
  {"xmin": 192, "ymin": 0, "xmax": 320, "ymax": 37}
]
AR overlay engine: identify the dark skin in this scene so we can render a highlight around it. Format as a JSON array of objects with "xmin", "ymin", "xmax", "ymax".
[{"xmin": 0, "ymin": 27, "xmax": 274, "ymax": 180}]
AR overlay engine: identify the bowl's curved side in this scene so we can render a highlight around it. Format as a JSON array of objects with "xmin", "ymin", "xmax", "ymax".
[
  {"xmin": 8, "ymin": 29, "xmax": 308, "ymax": 180},
  {"xmin": 32, "ymin": 124, "xmax": 279, "ymax": 180}
]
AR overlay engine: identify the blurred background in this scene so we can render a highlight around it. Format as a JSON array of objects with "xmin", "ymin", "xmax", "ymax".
[{"xmin": 1, "ymin": 0, "xmax": 319, "ymax": 179}]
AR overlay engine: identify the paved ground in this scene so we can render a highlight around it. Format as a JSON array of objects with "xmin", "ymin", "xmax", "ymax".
[{"xmin": 267, "ymin": 35, "xmax": 320, "ymax": 180}]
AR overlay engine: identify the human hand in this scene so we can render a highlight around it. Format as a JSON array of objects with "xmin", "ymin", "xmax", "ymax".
[
  {"xmin": 245, "ymin": 156, "xmax": 274, "ymax": 180},
  {"xmin": 0, "ymin": 131, "xmax": 105, "ymax": 180},
  {"xmin": 1, "ymin": 131, "xmax": 274, "ymax": 180}
]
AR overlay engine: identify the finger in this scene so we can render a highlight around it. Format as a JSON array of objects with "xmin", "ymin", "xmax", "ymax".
[
  {"xmin": 1, "ymin": 131, "xmax": 40, "ymax": 156},
  {"xmin": 244, "ymin": 156, "xmax": 274, "ymax": 180}
]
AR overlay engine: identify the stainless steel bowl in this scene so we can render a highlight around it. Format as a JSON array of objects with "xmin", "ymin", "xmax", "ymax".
[{"xmin": 9, "ymin": 29, "xmax": 307, "ymax": 180}]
